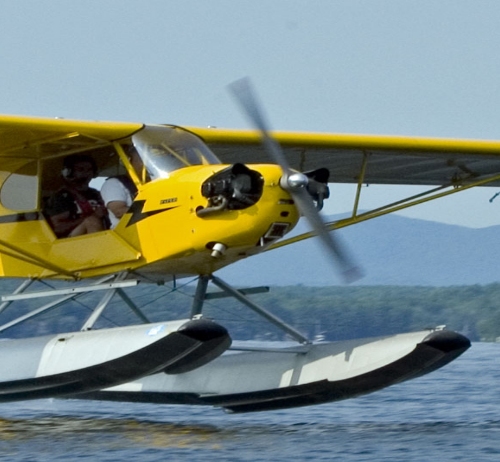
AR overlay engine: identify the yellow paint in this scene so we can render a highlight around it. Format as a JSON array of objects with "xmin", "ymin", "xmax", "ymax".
[
  {"xmin": 0, "ymin": 159, "xmax": 298, "ymax": 280},
  {"xmin": 1, "ymin": 114, "xmax": 500, "ymax": 280}
]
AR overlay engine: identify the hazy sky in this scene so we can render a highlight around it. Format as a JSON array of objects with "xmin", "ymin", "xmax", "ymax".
[{"xmin": 1, "ymin": 1, "xmax": 500, "ymax": 227}]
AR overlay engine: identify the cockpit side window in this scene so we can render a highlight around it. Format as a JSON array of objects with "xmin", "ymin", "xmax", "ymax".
[{"xmin": 0, "ymin": 160, "xmax": 39, "ymax": 212}]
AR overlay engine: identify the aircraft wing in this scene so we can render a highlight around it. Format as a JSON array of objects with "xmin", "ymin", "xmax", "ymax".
[
  {"xmin": 0, "ymin": 114, "xmax": 142, "ymax": 159},
  {"xmin": 2, "ymin": 114, "xmax": 500, "ymax": 188},
  {"xmin": 0, "ymin": 114, "xmax": 140, "ymax": 192},
  {"xmin": 189, "ymin": 127, "xmax": 500, "ymax": 187}
]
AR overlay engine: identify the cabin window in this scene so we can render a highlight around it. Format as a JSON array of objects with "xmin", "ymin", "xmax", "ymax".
[{"xmin": 0, "ymin": 161, "xmax": 39, "ymax": 211}]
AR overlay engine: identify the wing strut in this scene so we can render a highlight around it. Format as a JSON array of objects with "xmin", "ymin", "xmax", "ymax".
[{"xmin": 268, "ymin": 170, "xmax": 500, "ymax": 251}]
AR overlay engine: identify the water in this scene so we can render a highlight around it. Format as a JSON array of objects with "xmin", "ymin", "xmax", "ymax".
[{"xmin": 0, "ymin": 342, "xmax": 498, "ymax": 461}]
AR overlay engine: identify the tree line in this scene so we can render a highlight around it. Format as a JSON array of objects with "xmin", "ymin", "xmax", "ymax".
[{"xmin": 1, "ymin": 279, "xmax": 499, "ymax": 342}]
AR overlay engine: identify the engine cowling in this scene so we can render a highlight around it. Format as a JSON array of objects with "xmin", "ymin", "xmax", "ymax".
[{"xmin": 197, "ymin": 163, "xmax": 264, "ymax": 216}]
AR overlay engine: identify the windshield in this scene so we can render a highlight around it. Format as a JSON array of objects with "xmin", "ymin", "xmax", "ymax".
[{"xmin": 132, "ymin": 125, "xmax": 221, "ymax": 180}]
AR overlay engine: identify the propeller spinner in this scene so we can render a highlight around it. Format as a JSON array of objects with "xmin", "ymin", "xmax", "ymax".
[{"xmin": 228, "ymin": 77, "xmax": 362, "ymax": 283}]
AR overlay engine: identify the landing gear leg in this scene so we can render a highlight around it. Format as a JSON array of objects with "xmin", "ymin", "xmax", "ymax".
[
  {"xmin": 190, "ymin": 275, "xmax": 210, "ymax": 318},
  {"xmin": 189, "ymin": 274, "xmax": 310, "ymax": 344}
]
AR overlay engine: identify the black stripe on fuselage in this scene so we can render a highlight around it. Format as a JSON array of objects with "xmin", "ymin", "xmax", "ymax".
[{"xmin": 125, "ymin": 201, "xmax": 178, "ymax": 227}]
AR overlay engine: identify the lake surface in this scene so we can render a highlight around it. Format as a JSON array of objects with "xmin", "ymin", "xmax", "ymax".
[{"xmin": 0, "ymin": 342, "xmax": 498, "ymax": 461}]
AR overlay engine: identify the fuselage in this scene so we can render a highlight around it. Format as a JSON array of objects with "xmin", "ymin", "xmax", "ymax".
[{"xmin": 0, "ymin": 125, "xmax": 300, "ymax": 280}]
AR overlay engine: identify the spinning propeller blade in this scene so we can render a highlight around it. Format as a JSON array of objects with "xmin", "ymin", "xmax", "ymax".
[{"xmin": 228, "ymin": 77, "xmax": 362, "ymax": 283}]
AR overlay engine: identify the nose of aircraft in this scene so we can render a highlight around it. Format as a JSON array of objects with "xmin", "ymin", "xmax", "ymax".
[
  {"xmin": 228, "ymin": 77, "xmax": 362, "ymax": 283},
  {"xmin": 279, "ymin": 168, "xmax": 331, "ymax": 211}
]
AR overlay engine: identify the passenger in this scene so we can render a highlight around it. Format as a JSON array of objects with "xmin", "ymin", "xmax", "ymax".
[
  {"xmin": 100, "ymin": 150, "xmax": 142, "ymax": 228},
  {"xmin": 44, "ymin": 154, "xmax": 108, "ymax": 238}
]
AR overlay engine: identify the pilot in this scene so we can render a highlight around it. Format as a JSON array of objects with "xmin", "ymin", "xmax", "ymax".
[
  {"xmin": 44, "ymin": 154, "xmax": 108, "ymax": 238},
  {"xmin": 100, "ymin": 148, "xmax": 142, "ymax": 228}
]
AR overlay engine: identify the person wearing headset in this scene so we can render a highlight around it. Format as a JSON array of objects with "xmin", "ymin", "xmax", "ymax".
[{"xmin": 44, "ymin": 154, "xmax": 108, "ymax": 238}]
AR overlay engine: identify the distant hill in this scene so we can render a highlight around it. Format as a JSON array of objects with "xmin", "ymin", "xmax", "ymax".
[{"xmin": 218, "ymin": 214, "xmax": 500, "ymax": 286}]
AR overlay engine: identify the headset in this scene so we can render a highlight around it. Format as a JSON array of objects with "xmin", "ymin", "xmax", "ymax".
[{"xmin": 61, "ymin": 154, "xmax": 98, "ymax": 179}]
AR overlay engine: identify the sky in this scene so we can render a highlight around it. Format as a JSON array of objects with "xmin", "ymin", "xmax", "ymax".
[{"xmin": 1, "ymin": 1, "xmax": 500, "ymax": 227}]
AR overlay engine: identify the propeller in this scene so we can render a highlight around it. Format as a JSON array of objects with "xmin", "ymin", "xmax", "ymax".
[{"xmin": 228, "ymin": 77, "xmax": 362, "ymax": 283}]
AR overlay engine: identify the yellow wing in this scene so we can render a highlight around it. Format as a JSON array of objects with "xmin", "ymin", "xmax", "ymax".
[
  {"xmin": 189, "ymin": 127, "xmax": 500, "ymax": 187},
  {"xmin": 3, "ymin": 115, "xmax": 500, "ymax": 188},
  {"xmin": 0, "ymin": 114, "xmax": 142, "ymax": 157}
]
